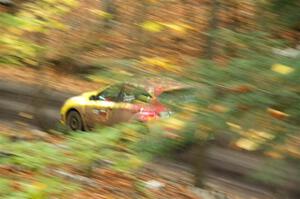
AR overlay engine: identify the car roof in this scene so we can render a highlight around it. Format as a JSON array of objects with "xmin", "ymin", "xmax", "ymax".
[{"xmin": 123, "ymin": 77, "xmax": 191, "ymax": 96}]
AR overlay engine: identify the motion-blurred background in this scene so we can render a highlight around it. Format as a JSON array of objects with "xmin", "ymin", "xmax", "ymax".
[{"xmin": 0, "ymin": 0, "xmax": 300, "ymax": 198}]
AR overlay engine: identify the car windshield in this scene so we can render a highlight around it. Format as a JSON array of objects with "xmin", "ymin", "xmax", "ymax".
[
  {"xmin": 97, "ymin": 84, "xmax": 122, "ymax": 101},
  {"xmin": 121, "ymin": 84, "xmax": 152, "ymax": 103}
]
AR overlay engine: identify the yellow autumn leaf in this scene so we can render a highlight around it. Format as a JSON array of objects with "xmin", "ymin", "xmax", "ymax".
[
  {"xmin": 89, "ymin": 9, "xmax": 112, "ymax": 18},
  {"xmin": 161, "ymin": 23, "xmax": 185, "ymax": 33},
  {"xmin": 8, "ymin": 28, "xmax": 24, "ymax": 36},
  {"xmin": 248, "ymin": 129, "xmax": 274, "ymax": 140},
  {"xmin": 182, "ymin": 104, "xmax": 198, "ymax": 112},
  {"xmin": 22, "ymin": 23, "xmax": 44, "ymax": 32},
  {"xmin": 163, "ymin": 117, "xmax": 185, "ymax": 130},
  {"xmin": 127, "ymin": 155, "xmax": 143, "ymax": 169},
  {"xmin": 264, "ymin": 151, "xmax": 283, "ymax": 159},
  {"xmin": 48, "ymin": 20, "xmax": 67, "ymax": 30},
  {"xmin": 18, "ymin": 11, "xmax": 34, "ymax": 18},
  {"xmin": 209, "ymin": 104, "xmax": 229, "ymax": 113},
  {"xmin": 226, "ymin": 122, "xmax": 242, "ymax": 131},
  {"xmin": 140, "ymin": 57, "xmax": 180, "ymax": 72},
  {"xmin": 140, "ymin": 21, "xmax": 164, "ymax": 32},
  {"xmin": 63, "ymin": 0, "xmax": 79, "ymax": 6},
  {"xmin": 23, "ymin": 59, "xmax": 38, "ymax": 66},
  {"xmin": 286, "ymin": 146, "xmax": 300, "ymax": 158},
  {"xmin": 235, "ymin": 138, "xmax": 259, "ymax": 151},
  {"xmin": 141, "ymin": 57, "xmax": 169, "ymax": 67},
  {"xmin": 86, "ymin": 75, "xmax": 112, "ymax": 84},
  {"xmin": 55, "ymin": 5, "xmax": 71, "ymax": 13},
  {"xmin": 44, "ymin": 0, "xmax": 58, "ymax": 3},
  {"xmin": 161, "ymin": 22, "xmax": 194, "ymax": 33},
  {"xmin": 256, "ymin": 131, "xmax": 274, "ymax": 140},
  {"xmin": 271, "ymin": 64, "xmax": 294, "ymax": 75},
  {"xmin": 32, "ymin": 182, "xmax": 47, "ymax": 190}
]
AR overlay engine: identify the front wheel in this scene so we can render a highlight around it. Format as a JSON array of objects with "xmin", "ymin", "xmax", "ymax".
[{"xmin": 67, "ymin": 110, "xmax": 83, "ymax": 131}]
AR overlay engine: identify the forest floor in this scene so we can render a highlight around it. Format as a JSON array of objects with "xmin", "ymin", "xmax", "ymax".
[
  {"xmin": 0, "ymin": 121, "xmax": 282, "ymax": 199},
  {"xmin": 0, "ymin": 66, "xmax": 101, "ymax": 93},
  {"xmin": 0, "ymin": 120, "xmax": 205, "ymax": 199}
]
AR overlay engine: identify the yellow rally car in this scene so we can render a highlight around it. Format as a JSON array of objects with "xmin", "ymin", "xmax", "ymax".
[{"xmin": 60, "ymin": 79, "xmax": 196, "ymax": 131}]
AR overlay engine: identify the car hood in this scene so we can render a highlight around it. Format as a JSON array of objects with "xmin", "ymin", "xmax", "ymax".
[
  {"xmin": 69, "ymin": 91, "xmax": 97, "ymax": 104},
  {"xmin": 60, "ymin": 91, "xmax": 97, "ymax": 115}
]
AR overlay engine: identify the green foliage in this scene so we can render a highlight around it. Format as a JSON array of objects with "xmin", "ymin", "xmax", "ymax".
[
  {"xmin": 64, "ymin": 127, "xmax": 122, "ymax": 169},
  {"xmin": 85, "ymin": 59, "xmax": 138, "ymax": 83},
  {"xmin": 0, "ymin": 140, "xmax": 64, "ymax": 171},
  {"xmin": 158, "ymin": 88, "xmax": 198, "ymax": 111},
  {"xmin": 195, "ymin": 56, "xmax": 300, "ymax": 138},
  {"xmin": 0, "ymin": 178, "xmax": 12, "ymax": 196},
  {"xmin": 0, "ymin": 176, "xmax": 80, "ymax": 199},
  {"xmin": 0, "ymin": 0, "xmax": 78, "ymax": 66},
  {"xmin": 213, "ymin": 30, "xmax": 284, "ymax": 58},
  {"xmin": 28, "ymin": 176, "xmax": 80, "ymax": 198},
  {"xmin": 0, "ymin": 123, "xmax": 171, "ymax": 174},
  {"xmin": 0, "ymin": 119, "xmax": 192, "ymax": 174},
  {"xmin": 0, "ymin": 35, "xmax": 42, "ymax": 66},
  {"xmin": 166, "ymin": 9, "xmax": 300, "ymax": 187},
  {"xmin": 0, "ymin": 13, "xmax": 28, "ymax": 28},
  {"xmin": 271, "ymin": 0, "xmax": 300, "ymax": 29}
]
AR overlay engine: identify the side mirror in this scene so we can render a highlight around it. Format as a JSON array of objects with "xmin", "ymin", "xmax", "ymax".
[{"xmin": 89, "ymin": 95, "xmax": 97, "ymax": 100}]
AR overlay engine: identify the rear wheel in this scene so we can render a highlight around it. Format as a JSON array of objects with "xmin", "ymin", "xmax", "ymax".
[{"xmin": 67, "ymin": 110, "xmax": 83, "ymax": 131}]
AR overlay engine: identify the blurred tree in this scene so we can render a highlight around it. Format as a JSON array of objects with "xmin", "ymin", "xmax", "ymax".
[
  {"xmin": 0, "ymin": 0, "xmax": 78, "ymax": 66},
  {"xmin": 204, "ymin": 0, "xmax": 220, "ymax": 59},
  {"xmin": 167, "ymin": 0, "xmax": 300, "ymax": 189},
  {"xmin": 271, "ymin": 0, "xmax": 300, "ymax": 30},
  {"xmin": 102, "ymin": 0, "xmax": 117, "ymax": 29},
  {"xmin": 129, "ymin": 0, "xmax": 149, "ymax": 58}
]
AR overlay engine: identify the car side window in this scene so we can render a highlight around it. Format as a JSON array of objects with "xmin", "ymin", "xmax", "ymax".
[
  {"xmin": 97, "ymin": 84, "xmax": 122, "ymax": 102},
  {"xmin": 121, "ymin": 85, "xmax": 152, "ymax": 103}
]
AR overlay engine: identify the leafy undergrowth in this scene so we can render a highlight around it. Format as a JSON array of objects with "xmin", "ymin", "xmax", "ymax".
[
  {"xmin": 0, "ymin": 120, "xmax": 201, "ymax": 199},
  {"xmin": 70, "ymin": 165, "xmax": 198, "ymax": 199}
]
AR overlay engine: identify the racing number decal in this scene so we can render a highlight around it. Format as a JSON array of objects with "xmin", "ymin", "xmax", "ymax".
[{"xmin": 93, "ymin": 108, "xmax": 110, "ymax": 122}]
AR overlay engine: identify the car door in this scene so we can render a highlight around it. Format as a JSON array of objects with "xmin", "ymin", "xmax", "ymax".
[
  {"xmin": 85, "ymin": 84, "xmax": 122, "ymax": 128},
  {"xmin": 109, "ymin": 84, "xmax": 152, "ymax": 124}
]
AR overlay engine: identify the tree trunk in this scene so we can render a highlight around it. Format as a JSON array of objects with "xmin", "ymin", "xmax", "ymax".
[
  {"xmin": 129, "ymin": 0, "xmax": 149, "ymax": 58},
  {"xmin": 205, "ymin": 0, "xmax": 220, "ymax": 59},
  {"xmin": 102, "ymin": 0, "xmax": 117, "ymax": 30}
]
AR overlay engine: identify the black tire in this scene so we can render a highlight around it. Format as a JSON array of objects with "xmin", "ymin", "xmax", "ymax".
[{"xmin": 67, "ymin": 110, "xmax": 83, "ymax": 131}]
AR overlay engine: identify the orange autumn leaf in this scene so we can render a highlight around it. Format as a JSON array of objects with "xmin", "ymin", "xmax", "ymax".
[
  {"xmin": 10, "ymin": 181, "xmax": 23, "ymax": 191},
  {"xmin": 163, "ymin": 132, "xmax": 181, "ymax": 140},
  {"xmin": 229, "ymin": 85, "xmax": 254, "ymax": 93},
  {"xmin": 264, "ymin": 151, "xmax": 284, "ymax": 159},
  {"xmin": 208, "ymin": 104, "xmax": 229, "ymax": 113},
  {"xmin": 267, "ymin": 108, "xmax": 289, "ymax": 120}
]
